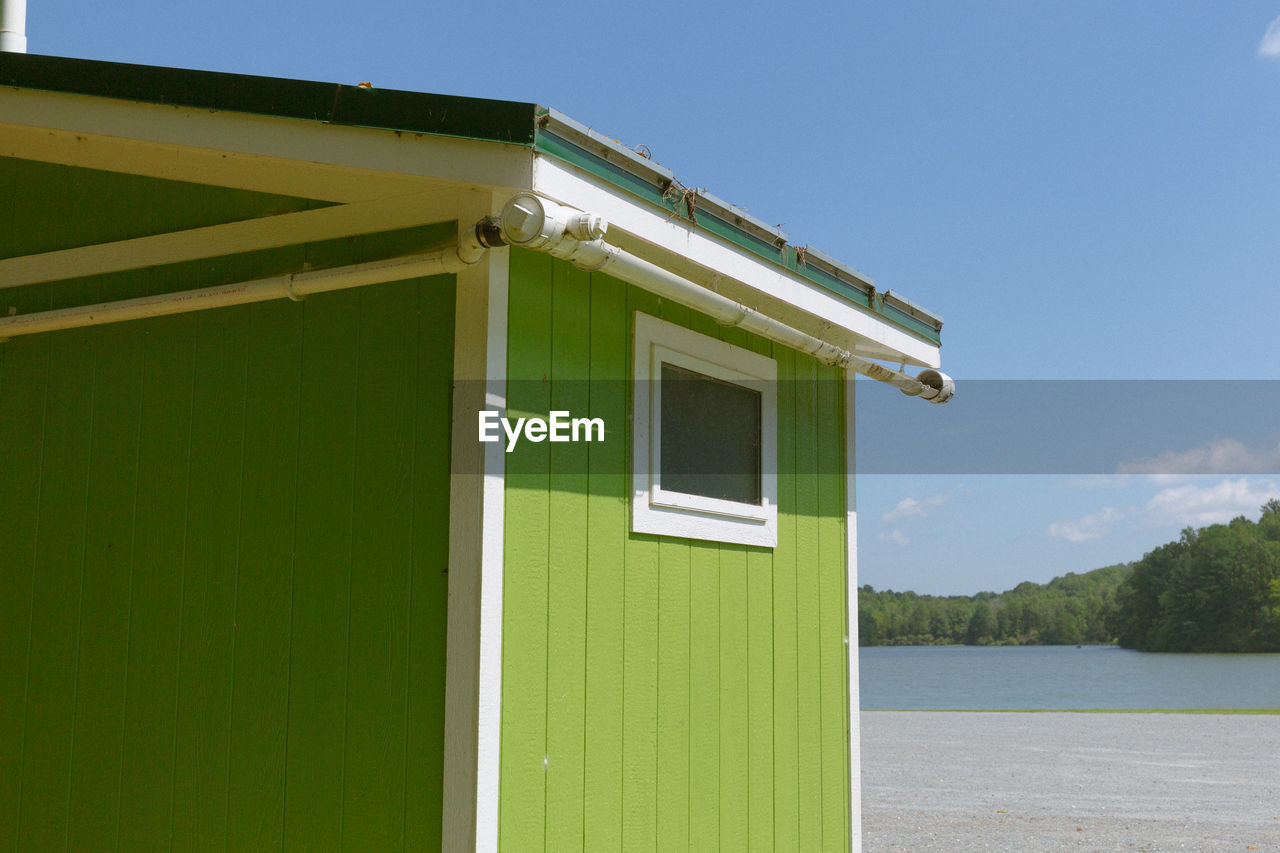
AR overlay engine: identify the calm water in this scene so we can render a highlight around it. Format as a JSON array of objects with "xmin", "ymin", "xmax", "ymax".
[{"xmin": 858, "ymin": 645, "xmax": 1280, "ymax": 710}]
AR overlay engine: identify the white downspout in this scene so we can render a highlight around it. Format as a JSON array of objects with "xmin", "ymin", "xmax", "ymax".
[
  {"xmin": 496, "ymin": 193, "xmax": 955, "ymax": 404},
  {"xmin": 0, "ymin": 0, "xmax": 26, "ymax": 53},
  {"xmin": 0, "ymin": 222, "xmax": 493, "ymax": 341}
]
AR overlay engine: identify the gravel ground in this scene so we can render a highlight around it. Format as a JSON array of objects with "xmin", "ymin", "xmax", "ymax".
[{"xmin": 860, "ymin": 711, "xmax": 1280, "ymax": 852}]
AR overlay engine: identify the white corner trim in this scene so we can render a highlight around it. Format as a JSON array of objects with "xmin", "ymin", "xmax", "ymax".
[
  {"xmin": 531, "ymin": 155, "xmax": 940, "ymax": 369},
  {"xmin": 631, "ymin": 311, "xmax": 778, "ymax": 547},
  {"xmin": 443, "ymin": 192, "xmax": 509, "ymax": 853},
  {"xmin": 844, "ymin": 369, "xmax": 862, "ymax": 853},
  {"xmin": 474, "ymin": 247, "xmax": 509, "ymax": 853}
]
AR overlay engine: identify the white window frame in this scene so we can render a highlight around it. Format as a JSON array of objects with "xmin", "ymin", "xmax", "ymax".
[{"xmin": 632, "ymin": 311, "xmax": 778, "ymax": 547}]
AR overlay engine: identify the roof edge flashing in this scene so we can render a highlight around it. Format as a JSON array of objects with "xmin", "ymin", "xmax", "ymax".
[
  {"xmin": 534, "ymin": 113, "xmax": 945, "ymax": 339},
  {"xmin": 0, "ymin": 51, "xmax": 540, "ymax": 145}
]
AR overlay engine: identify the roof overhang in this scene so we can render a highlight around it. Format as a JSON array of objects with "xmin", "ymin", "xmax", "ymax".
[{"xmin": 0, "ymin": 52, "xmax": 942, "ymax": 367}]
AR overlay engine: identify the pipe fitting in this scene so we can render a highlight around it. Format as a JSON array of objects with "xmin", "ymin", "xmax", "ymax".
[
  {"xmin": 474, "ymin": 216, "xmax": 507, "ymax": 249},
  {"xmin": 546, "ymin": 239, "xmax": 616, "ymax": 271},
  {"xmin": 565, "ymin": 212, "xmax": 607, "ymax": 241},
  {"xmin": 499, "ymin": 193, "xmax": 569, "ymax": 248},
  {"xmin": 915, "ymin": 369, "xmax": 956, "ymax": 404}
]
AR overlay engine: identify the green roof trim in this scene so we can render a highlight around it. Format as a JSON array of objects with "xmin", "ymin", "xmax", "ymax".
[
  {"xmin": 534, "ymin": 131, "xmax": 666, "ymax": 208},
  {"xmin": 0, "ymin": 52, "xmax": 538, "ymax": 144},
  {"xmin": 534, "ymin": 129, "xmax": 795, "ymax": 267}
]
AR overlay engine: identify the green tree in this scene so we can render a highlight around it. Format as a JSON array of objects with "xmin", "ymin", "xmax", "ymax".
[
  {"xmin": 1113, "ymin": 508, "xmax": 1280, "ymax": 652},
  {"xmin": 965, "ymin": 602, "xmax": 995, "ymax": 645}
]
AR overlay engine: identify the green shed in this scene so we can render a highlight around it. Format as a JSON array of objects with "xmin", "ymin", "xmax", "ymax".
[{"xmin": 0, "ymin": 52, "xmax": 949, "ymax": 852}]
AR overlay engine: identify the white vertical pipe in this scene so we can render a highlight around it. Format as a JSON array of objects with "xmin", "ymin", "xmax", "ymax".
[{"xmin": 0, "ymin": 0, "xmax": 27, "ymax": 53}]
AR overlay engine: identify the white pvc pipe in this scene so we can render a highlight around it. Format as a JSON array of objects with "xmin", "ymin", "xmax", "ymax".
[
  {"xmin": 0, "ymin": 0, "xmax": 26, "ymax": 53},
  {"xmin": 497, "ymin": 193, "xmax": 954, "ymax": 404},
  {"xmin": 597, "ymin": 247, "xmax": 951, "ymax": 401},
  {"xmin": 0, "ymin": 245, "xmax": 477, "ymax": 340}
]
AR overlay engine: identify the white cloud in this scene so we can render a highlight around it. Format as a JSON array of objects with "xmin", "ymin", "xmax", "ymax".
[
  {"xmin": 881, "ymin": 493, "xmax": 948, "ymax": 523},
  {"xmin": 1046, "ymin": 477, "xmax": 1280, "ymax": 547},
  {"xmin": 879, "ymin": 529, "xmax": 910, "ymax": 546},
  {"xmin": 1260, "ymin": 15, "xmax": 1280, "ymax": 57},
  {"xmin": 1144, "ymin": 477, "xmax": 1280, "ymax": 527},
  {"xmin": 1063, "ymin": 475, "xmax": 1133, "ymax": 489},
  {"xmin": 1117, "ymin": 438, "xmax": 1280, "ymax": 476},
  {"xmin": 1046, "ymin": 507, "xmax": 1125, "ymax": 543}
]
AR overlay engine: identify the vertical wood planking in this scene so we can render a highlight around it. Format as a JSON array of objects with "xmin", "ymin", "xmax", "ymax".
[
  {"xmin": 621, "ymin": 285, "xmax": 662, "ymax": 852},
  {"xmin": 655, "ymin": 533, "xmax": 691, "ymax": 853},
  {"xmin": 742, "ymin": 332, "xmax": 777, "ymax": 852},
  {"xmin": 815, "ymin": 369, "xmax": 848, "ymax": 850},
  {"xmin": 545, "ymin": 262, "xmax": 591, "ymax": 852},
  {"xmin": 343, "ymin": 279, "xmax": 419, "ymax": 847},
  {"xmin": 282, "ymin": 287, "xmax": 358, "ymax": 850},
  {"xmin": 168, "ymin": 224, "xmax": 270, "ymax": 849},
  {"xmin": 0, "ymin": 196, "xmax": 458, "ymax": 851},
  {"xmin": 15, "ymin": 300, "xmax": 94, "ymax": 850},
  {"xmin": 582, "ymin": 271, "xmax": 627, "ymax": 853},
  {"xmin": 0, "ymin": 280, "xmax": 51, "ymax": 851},
  {"xmin": 66, "ymin": 307, "xmax": 143, "ymax": 848},
  {"xmin": 117, "ymin": 309, "xmax": 197, "ymax": 847},
  {"xmin": 654, "ymin": 301, "xmax": 691, "ymax": 853},
  {"xmin": 225, "ymin": 298, "xmax": 303, "ymax": 849},
  {"xmin": 171, "ymin": 305, "xmax": 249, "ymax": 850},
  {"xmin": 405, "ymin": 275, "xmax": 455, "ymax": 850},
  {"xmin": 490, "ymin": 255, "xmax": 855, "ymax": 851},
  {"xmin": 685, "ymin": 309, "xmax": 722, "ymax": 853},
  {"xmin": 770, "ymin": 347, "xmax": 801, "ymax": 851},
  {"xmin": 747, "ymin": 538, "xmax": 776, "ymax": 851},
  {"xmin": 499, "ymin": 249, "xmax": 553, "ymax": 851},
  {"xmin": 686, "ymin": 538, "xmax": 720, "ymax": 853},
  {"xmin": 717, "ymin": 544, "xmax": 749, "ymax": 853},
  {"xmin": 793, "ymin": 354, "xmax": 823, "ymax": 852}
]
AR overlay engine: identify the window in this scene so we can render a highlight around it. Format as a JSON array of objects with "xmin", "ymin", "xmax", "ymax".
[{"xmin": 632, "ymin": 312, "xmax": 777, "ymax": 546}]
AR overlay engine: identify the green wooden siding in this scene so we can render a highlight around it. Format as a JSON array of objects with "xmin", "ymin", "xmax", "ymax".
[
  {"xmin": 0, "ymin": 161, "xmax": 456, "ymax": 851},
  {"xmin": 500, "ymin": 250, "xmax": 851, "ymax": 852}
]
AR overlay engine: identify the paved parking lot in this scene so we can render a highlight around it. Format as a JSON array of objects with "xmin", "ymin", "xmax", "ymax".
[{"xmin": 861, "ymin": 711, "xmax": 1280, "ymax": 852}]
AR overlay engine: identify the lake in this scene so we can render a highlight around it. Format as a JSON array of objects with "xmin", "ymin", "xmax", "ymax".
[{"xmin": 858, "ymin": 644, "xmax": 1280, "ymax": 710}]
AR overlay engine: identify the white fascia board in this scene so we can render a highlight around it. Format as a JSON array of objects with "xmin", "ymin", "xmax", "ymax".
[
  {"xmin": 0, "ymin": 87, "xmax": 534, "ymax": 203},
  {"xmin": 531, "ymin": 155, "xmax": 940, "ymax": 368}
]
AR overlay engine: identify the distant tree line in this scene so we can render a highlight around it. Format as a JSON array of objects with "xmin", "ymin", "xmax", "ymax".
[
  {"xmin": 861, "ymin": 500, "xmax": 1280, "ymax": 652},
  {"xmin": 1111, "ymin": 500, "xmax": 1280, "ymax": 653},
  {"xmin": 858, "ymin": 563, "xmax": 1130, "ymax": 647}
]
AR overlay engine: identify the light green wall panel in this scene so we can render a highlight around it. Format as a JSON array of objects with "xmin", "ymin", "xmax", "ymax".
[
  {"xmin": 0, "ymin": 163, "xmax": 456, "ymax": 851},
  {"xmin": 499, "ymin": 250, "xmax": 851, "ymax": 852}
]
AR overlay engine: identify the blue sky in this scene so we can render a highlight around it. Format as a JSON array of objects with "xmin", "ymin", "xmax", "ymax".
[{"xmin": 27, "ymin": 1, "xmax": 1280, "ymax": 594}]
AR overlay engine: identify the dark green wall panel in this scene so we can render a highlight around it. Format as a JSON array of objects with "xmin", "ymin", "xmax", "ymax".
[
  {"xmin": 0, "ymin": 263, "xmax": 455, "ymax": 852},
  {"xmin": 0, "ymin": 157, "xmax": 315, "ymax": 261}
]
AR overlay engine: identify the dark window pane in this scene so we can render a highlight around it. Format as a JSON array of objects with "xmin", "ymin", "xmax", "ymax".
[{"xmin": 659, "ymin": 362, "xmax": 761, "ymax": 504}]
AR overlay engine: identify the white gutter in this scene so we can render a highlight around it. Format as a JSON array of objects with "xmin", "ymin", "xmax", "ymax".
[
  {"xmin": 1, "ymin": 194, "xmax": 952, "ymax": 403},
  {"xmin": 496, "ymin": 193, "xmax": 954, "ymax": 404},
  {"xmin": 0, "ymin": 0, "xmax": 26, "ymax": 52},
  {"xmin": 0, "ymin": 223, "xmax": 492, "ymax": 341}
]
